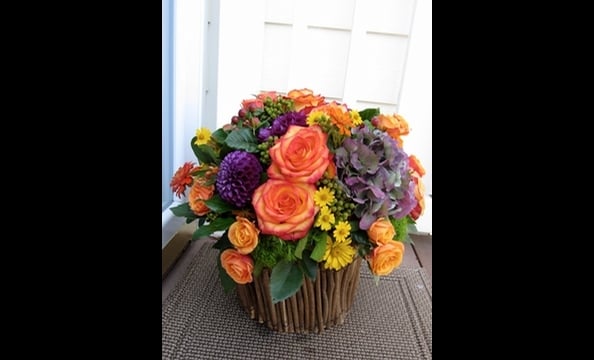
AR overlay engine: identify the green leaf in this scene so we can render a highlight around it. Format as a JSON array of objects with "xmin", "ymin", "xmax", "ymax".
[
  {"xmin": 191, "ymin": 141, "xmax": 220, "ymax": 165},
  {"xmin": 300, "ymin": 250, "xmax": 318, "ymax": 280},
  {"xmin": 211, "ymin": 128, "xmax": 228, "ymax": 145},
  {"xmin": 217, "ymin": 253, "xmax": 236, "ymax": 293},
  {"xmin": 170, "ymin": 203, "xmax": 197, "ymax": 220},
  {"xmin": 294, "ymin": 235, "xmax": 309, "ymax": 259},
  {"xmin": 212, "ymin": 230, "xmax": 232, "ymax": 250},
  {"xmin": 225, "ymin": 128, "xmax": 258, "ymax": 152},
  {"xmin": 270, "ymin": 260, "xmax": 304, "ymax": 303},
  {"xmin": 192, "ymin": 217, "xmax": 235, "ymax": 239},
  {"xmin": 310, "ymin": 233, "xmax": 327, "ymax": 262},
  {"xmin": 358, "ymin": 108, "xmax": 380, "ymax": 122},
  {"xmin": 351, "ymin": 229, "xmax": 370, "ymax": 246},
  {"xmin": 204, "ymin": 194, "xmax": 236, "ymax": 213}
]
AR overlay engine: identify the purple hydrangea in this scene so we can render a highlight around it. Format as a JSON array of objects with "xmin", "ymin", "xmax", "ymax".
[
  {"xmin": 335, "ymin": 125, "xmax": 417, "ymax": 230},
  {"xmin": 257, "ymin": 111, "xmax": 307, "ymax": 141},
  {"xmin": 216, "ymin": 150, "xmax": 263, "ymax": 208}
]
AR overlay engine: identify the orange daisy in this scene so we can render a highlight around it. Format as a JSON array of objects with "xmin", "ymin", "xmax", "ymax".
[{"xmin": 170, "ymin": 162, "xmax": 199, "ymax": 198}]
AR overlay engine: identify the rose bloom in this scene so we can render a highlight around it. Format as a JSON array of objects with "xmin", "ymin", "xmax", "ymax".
[
  {"xmin": 367, "ymin": 218, "xmax": 396, "ymax": 245},
  {"xmin": 228, "ymin": 216, "xmax": 259, "ymax": 254},
  {"xmin": 410, "ymin": 175, "xmax": 425, "ymax": 221},
  {"xmin": 188, "ymin": 178, "xmax": 215, "ymax": 216},
  {"xmin": 267, "ymin": 125, "xmax": 331, "ymax": 184},
  {"xmin": 373, "ymin": 114, "xmax": 410, "ymax": 147},
  {"xmin": 368, "ymin": 241, "xmax": 405, "ymax": 276},
  {"xmin": 286, "ymin": 88, "xmax": 326, "ymax": 112},
  {"xmin": 252, "ymin": 179, "xmax": 316, "ymax": 241},
  {"xmin": 220, "ymin": 249, "xmax": 254, "ymax": 284}
]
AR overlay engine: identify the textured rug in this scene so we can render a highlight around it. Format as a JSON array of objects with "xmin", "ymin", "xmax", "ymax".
[{"xmin": 162, "ymin": 241, "xmax": 432, "ymax": 360}]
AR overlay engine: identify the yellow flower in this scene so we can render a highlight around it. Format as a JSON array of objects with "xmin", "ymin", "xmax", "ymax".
[
  {"xmin": 314, "ymin": 206, "xmax": 335, "ymax": 231},
  {"xmin": 350, "ymin": 110, "xmax": 362, "ymax": 126},
  {"xmin": 323, "ymin": 236, "xmax": 356, "ymax": 271},
  {"xmin": 314, "ymin": 186, "xmax": 335, "ymax": 208},
  {"xmin": 194, "ymin": 127, "xmax": 212, "ymax": 145},
  {"xmin": 306, "ymin": 110, "xmax": 328, "ymax": 126},
  {"xmin": 333, "ymin": 221, "xmax": 351, "ymax": 242}
]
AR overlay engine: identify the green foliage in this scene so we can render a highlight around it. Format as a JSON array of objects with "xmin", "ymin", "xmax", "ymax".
[
  {"xmin": 300, "ymin": 250, "xmax": 318, "ymax": 280},
  {"xmin": 170, "ymin": 203, "xmax": 198, "ymax": 221},
  {"xmin": 225, "ymin": 128, "xmax": 258, "ymax": 153},
  {"xmin": 390, "ymin": 216, "xmax": 409, "ymax": 243},
  {"xmin": 192, "ymin": 217, "xmax": 235, "ymax": 239},
  {"xmin": 358, "ymin": 108, "xmax": 380, "ymax": 122},
  {"xmin": 191, "ymin": 139, "xmax": 220, "ymax": 165},
  {"xmin": 294, "ymin": 235, "xmax": 309, "ymax": 259},
  {"xmin": 310, "ymin": 232, "xmax": 327, "ymax": 262},
  {"xmin": 270, "ymin": 260, "xmax": 304, "ymax": 303},
  {"xmin": 210, "ymin": 128, "xmax": 228, "ymax": 145},
  {"xmin": 204, "ymin": 194, "xmax": 236, "ymax": 213},
  {"xmin": 251, "ymin": 236, "xmax": 286, "ymax": 269},
  {"xmin": 212, "ymin": 230, "xmax": 232, "ymax": 250}
]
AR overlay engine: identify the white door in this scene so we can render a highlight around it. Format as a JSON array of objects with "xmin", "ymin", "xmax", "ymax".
[{"xmin": 213, "ymin": 0, "xmax": 431, "ymax": 233}]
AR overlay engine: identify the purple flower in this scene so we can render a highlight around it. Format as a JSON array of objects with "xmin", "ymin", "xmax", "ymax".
[
  {"xmin": 216, "ymin": 151, "xmax": 263, "ymax": 208},
  {"xmin": 257, "ymin": 111, "xmax": 307, "ymax": 141}
]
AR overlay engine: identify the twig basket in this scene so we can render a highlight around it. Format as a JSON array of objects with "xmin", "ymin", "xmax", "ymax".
[{"xmin": 236, "ymin": 256, "xmax": 362, "ymax": 334}]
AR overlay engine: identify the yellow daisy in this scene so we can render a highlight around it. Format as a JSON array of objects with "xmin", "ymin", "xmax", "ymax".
[
  {"xmin": 323, "ymin": 236, "xmax": 356, "ymax": 271},
  {"xmin": 314, "ymin": 187, "xmax": 335, "ymax": 208},
  {"xmin": 315, "ymin": 206, "xmax": 335, "ymax": 231},
  {"xmin": 306, "ymin": 110, "xmax": 328, "ymax": 126},
  {"xmin": 333, "ymin": 221, "xmax": 351, "ymax": 242},
  {"xmin": 350, "ymin": 110, "xmax": 362, "ymax": 126},
  {"xmin": 194, "ymin": 127, "xmax": 212, "ymax": 145}
]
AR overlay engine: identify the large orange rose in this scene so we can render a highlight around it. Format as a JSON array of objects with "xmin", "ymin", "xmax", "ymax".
[
  {"xmin": 286, "ymin": 89, "xmax": 325, "ymax": 111},
  {"xmin": 368, "ymin": 241, "xmax": 405, "ymax": 276},
  {"xmin": 367, "ymin": 218, "xmax": 396, "ymax": 245},
  {"xmin": 252, "ymin": 179, "xmax": 316, "ymax": 241},
  {"xmin": 228, "ymin": 216, "xmax": 259, "ymax": 254},
  {"xmin": 220, "ymin": 249, "xmax": 254, "ymax": 284},
  {"xmin": 267, "ymin": 125, "xmax": 331, "ymax": 184}
]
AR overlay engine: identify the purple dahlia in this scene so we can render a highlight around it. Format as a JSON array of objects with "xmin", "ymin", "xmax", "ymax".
[{"xmin": 216, "ymin": 150, "xmax": 263, "ymax": 208}]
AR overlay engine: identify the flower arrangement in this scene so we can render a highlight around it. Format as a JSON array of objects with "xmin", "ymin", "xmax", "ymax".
[{"xmin": 170, "ymin": 89, "xmax": 426, "ymax": 303}]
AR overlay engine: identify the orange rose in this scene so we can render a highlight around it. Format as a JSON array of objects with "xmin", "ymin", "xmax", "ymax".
[
  {"xmin": 220, "ymin": 249, "xmax": 254, "ymax": 284},
  {"xmin": 368, "ymin": 242, "xmax": 405, "ymax": 276},
  {"xmin": 188, "ymin": 178, "xmax": 215, "ymax": 216},
  {"xmin": 228, "ymin": 216, "xmax": 259, "ymax": 254},
  {"xmin": 367, "ymin": 218, "xmax": 396, "ymax": 245},
  {"xmin": 252, "ymin": 179, "xmax": 316, "ymax": 241},
  {"xmin": 286, "ymin": 88, "xmax": 325, "ymax": 111},
  {"xmin": 267, "ymin": 125, "xmax": 331, "ymax": 184},
  {"xmin": 373, "ymin": 114, "xmax": 409, "ymax": 147}
]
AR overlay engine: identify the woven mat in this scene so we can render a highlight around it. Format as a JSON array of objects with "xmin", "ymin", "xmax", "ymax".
[{"xmin": 162, "ymin": 241, "xmax": 432, "ymax": 360}]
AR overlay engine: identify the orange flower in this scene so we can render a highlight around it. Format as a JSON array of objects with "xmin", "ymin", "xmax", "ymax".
[
  {"xmin": 188, "ymin": 177, "xmax": 215, "ymax": 216},
  {"xmin": 170, "ymin": 161, "xmax": 199, "ymax": 198},
  {"xmin": 228, "ymin": 216, "xmax": 260, "ymax": 254},
  {"xmin": 373, "ymin": 114, "xmax": 410, "ymax": 147},
  {"xmin": 252, "ymin": 179, "xmax": 317, "ymax": 241},
  {"xmin": 409, "ymin": 155, "xmax": 426, "ymax": 177},
  {"xmin": 286, "ymin": 88, "xmax": 326, "ymax": 111},
  {"xmin": 267, "ymin": 125, "xmax": 331, "ymax": 184},
  {"xmin": 368, "ymin": 241, "xmax": 405, "ymax": 276},
  {"xmin": 314, "ymin": 102, "xmax": 355, "ymax": 136},
  {"xmin": 220, "ymin": 249, "xmax": 254, "ymax": 284},
  {"xmin": 409, "ymin": 175, "xmax": 425, "ymax": 221},
  {"xmin": 367, "ymin": 218, "xmax": 396, "ymax": 245}
]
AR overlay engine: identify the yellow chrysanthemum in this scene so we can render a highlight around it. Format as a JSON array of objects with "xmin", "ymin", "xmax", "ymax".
[
  {"xmin": 306, "ymin": 110, "xmax": 328, "ymax": 126},
  {"xmin": 323, "ymin": 236, "xmax": 356, "ymax": 271},
  {"xmin": 314, "ymin": 186, "xmax": 335, "ymax": 208},
  {"xmin": 194, "ymin": 127, "xmax": 212, "ymax": 145},
  {"xmin": 333, "ymin": 221, "xmax": 351, "ymax": 242},
  {"xmin": 350, "ymin": 110, "xmax": 362, "ymax": 126},
  {"xmin": 314, "ymin": 206, "xmax": 335, "ymax": 231}
]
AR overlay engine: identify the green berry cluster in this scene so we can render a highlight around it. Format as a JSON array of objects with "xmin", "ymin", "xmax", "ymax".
[
  {"xmin": 256, "ymin": 135, "xmax": 278, "ymax": 165},
  {"xmin": 316, "ymin": 178, "xmax": 356, "ymax": 222},
  {"xmin": 260, "ymin": 96, "xmax": 294, "ymax": 123}
]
